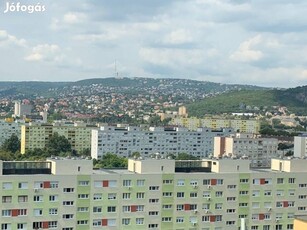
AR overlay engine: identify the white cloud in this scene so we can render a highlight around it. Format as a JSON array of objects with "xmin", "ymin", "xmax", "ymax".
[
  {"xmin": 0, "ymin": 30, "xmax": 26, "ymax": 47},
  {"xmin": 230, "ymin": 35, "xmax": 263, "ymax": 62},
  {"xmin": 63, "ymin": 12, "xmax": 87, "ymax": 24},
  {"xmin": 163, "ymin": 29, "xmax": 193, "ymax": 45},
  {"xmin": 25, "ymin": 44, "xmax": 62, "ymax": 62}
]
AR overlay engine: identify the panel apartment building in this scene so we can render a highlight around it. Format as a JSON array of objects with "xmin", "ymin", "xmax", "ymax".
[
  {"xmin": 21, "ymin": 122, "xmax": 97, "ymax": 154},
  {"xmin": 91, "ymin": 126, "xmax": 234, "ymax": 159},
  {"xmin": 214, "ymin": 133, "xmax": 278, "ymax": 167},
  {"xmin": 0, "ymin": 120, "xmax": 21, "ymax": 147},
  {"xmin": 171, "ymin": 117, "xmax": 260, "ymax": 133},
  {"xmin": 0, "ymin": 157, "xmax": 306, "ymax": 230}
]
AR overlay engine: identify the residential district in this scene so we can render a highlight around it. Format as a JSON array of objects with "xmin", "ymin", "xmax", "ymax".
[{"xmin": 1, "ymin": 102, "xmax": 307, "ymax": 229}]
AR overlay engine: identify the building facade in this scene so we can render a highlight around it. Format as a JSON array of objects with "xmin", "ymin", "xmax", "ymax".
[
  {"xmin": 214, "ymin": 133, "xmax": 278, "ymax": 167},
  {"xmin": 0, "ymin": 157, "xmax": 305, "ymax": 230},
  {"xmin": 294, "ymin": 136, "xmax": 307, "ymax": 158},
  {"xmin": 91, "ymin": 126, "xmax": 234, "ymax": 159},
  {"xmin": 20, "ymin": 122, "xmax": 97, "ymax": 154},
  {"xmin": 171, "ymin": 117, "xmax": 260, "ymax": 133},
  {"xmin": 0, "ymin": 120, "xmax": 21, "ymax": 147}
]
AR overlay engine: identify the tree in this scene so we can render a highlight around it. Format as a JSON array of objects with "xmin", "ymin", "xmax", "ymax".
[
  {"xmin": 94, "ymin": 153, "xmax": 128, "ymax": 168},
  {"xmin": 45, "ymin": 132, "xmax": 71, "ymax": 155},
  {"xmin": 1, "ymin": 134, "xmax": 20, "ymax": 153},
  {"xmin": 131, "ymin": 152, "xmax": 141, "ymax": 158}
]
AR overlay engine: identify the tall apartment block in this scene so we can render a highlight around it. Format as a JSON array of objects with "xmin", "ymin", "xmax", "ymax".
[
  {"xmin": 14, "ymin": 101, "xmax": 32, "ymax": 118},
  {"xmin": 214, "ymin": 133, "xmax": 278, "ymax": 167},
  {"xmin": 91, "ymin": 126, "xmax": 234, "ymax": 159},
  {"xmin": 20, "ymin": 122, "xmax": 97, "ymax": 154},
  {"xmin": 0, "ymin": 157, "xmax": 306, "ymax": 230},
  {"xmin": 294, "ymin": 135, "xmax": 307, "ymax": 158},
  {"xmin": 171, "ymin": 117, "xmax": 260, "ymax": 133},
  {"xmin": 0, "ymin": 120, "xmax": 21, "ymax": 147}
]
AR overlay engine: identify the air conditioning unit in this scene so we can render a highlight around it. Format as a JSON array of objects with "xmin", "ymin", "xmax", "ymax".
[
  {"xmin": 193, "ymin": 210, "xmax": 198, "ymax": 214},
  {"xmin": 205, "ymin": 210, "xmax": 210, "ymax": 213},
  {"xmin": 276, "ymin": 219, "xmax": 280, "ymax": 223},
  {"xmin": 207, "ymin": 185, "xmax": 211, "ymax": 189},
  {"xmin": 34, "ymin": 188, "xmax": 39, "ymax": 193},
  {"xmin": 192, "ymin": 222, "xmax": 197, "ymax": 226},
  {"xmin": 128, "ymin": 186, "xmax": 132, "ymax": 190},
  {"xmin": 193, "ymin": 185, "xmax": 198, "ymax": 189},
  {"xmin": 207, "ymin": 197, "xmax": 211, "ymax": 201},
  {"xmin": 268, "ymin": 208, "xmax": 272, "ymax": 211}
]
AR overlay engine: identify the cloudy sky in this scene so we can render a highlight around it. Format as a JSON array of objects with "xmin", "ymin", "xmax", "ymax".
[{"xmin": 1, "ymin": 0, "xmax": 307, "ymax": 87}]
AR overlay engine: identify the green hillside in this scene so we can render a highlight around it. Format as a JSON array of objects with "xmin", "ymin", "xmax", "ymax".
[{"xmin": 187, "ymin": 87, "xmax": 307, "ymax": 116}]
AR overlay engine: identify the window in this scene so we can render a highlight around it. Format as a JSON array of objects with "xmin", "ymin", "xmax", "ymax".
[
  {"xmin": 49, "ymin": 221, "xmax": 57, "ymax": 229},
  {"xmin": 49, "ymin": 208, "xmax": 58, "ymax": 215},
  {"xmin": 33, "ymin": 209, "xmax": 43, "ymax": 216},
  {"xmin": 77, "ymin": 207, "xmax": 89, "ymax": 212},
  {"xmin": 78, "ymin": 194, "xmax": 89, "ymax": 199},
  {"xmin": 299, "ymin": 195, "xmax": 307, "ymax": 199},
  {"xmin": 202, "ymin": 216, "xmax": 210, "ymax": 222},
  {"xmin": 149, "ymin": 198, "xmax": 159, "ymax": 203},
  {"xmin": 50, "ymin": 181, "xmax": 59, "ymax": 188},
  {"xmin": 190, "ymin": 192, "xmax": 198, "ymax": 198},
  {"xmin": 109, "ymin": 180, "xmax": 117, "ymax": 187},
  {"xmin": 190, "ymin": 180, "xmax": 198, "ymax": 186},
  {"xmin": 264, "ymin": 190, "xmax": 272, "ymax": 196},
  {"xmin": 136, "ymin": 205, "xmax": 144, "ymax": 212},
  {"xmin": 122, "ymin": 218, "xmax": 130, "ymax": 225},
  {"xmin": 137, "ymin": 180, "xmax": 145, "ymax": 186},
  {"xmin": 215, "ymin": 191, "xmax": 223, "ymax": 197},
  {"xmin": 93, "ymin": 193, "xmax": 102, "ymax": 200},
  {"xmin": 17, "ymin": 223, "xmax": 26, "ymax": 230},
  {"xmin": 162, "ymin": 217, "xmax": 172, "ymax": 222},
  {"xmin": 2, "ymin": 182, "xmax": 12, "ymax": 190},
  {"xmin": 202, "ymin": 203, "xmax": 210, "ymax": 210},
  {"xmin": 123, "ymin": 180, "xmax": 132, "ymax": 187},
  {"xmin": 93, "ymin": 206, "xmax": 102, "ymax": 213},
  {"xmin": 49, "ymin": 195, "xmax": 58, "ymax": 202},
  {"xmin": 136, "ymin": 192, "xmax": 145, "ymax": 199},
  {"xmin": 162, "ymin": 204, "xmax": 172, "ymax": 209},
  {"xmin": 227, "ymin": 185, "xmax": 236, "ymax": 189},
  {"xmin": 63, "ymin": 201, "xmax": 74, "ymax": 206},
  {"xmin": 163, "ymin": 192, "xmax": 172, "ymax": 197},
  {"xmin": 63, "ymin": 188, "xmax": 74, "ymax": 193},
  {"xmin": 227, "ymin": 197, "xmax": 236, "ymax": 201},
  {"xmin": 18, "ymin": 209, "xmax": 27, "ymax": 216},
  {"xmin": 63, "ymin": 214, "xmax": 74, "ymax": 219},
  {"xmin": 2, "ymin": 196, "xmax": 12, "ymax": 203},
  {"xmin": 226, "ymin": 221, "xmax": 235, "ymax": 225},
  {"xmin": 177, "ymin": 192, "xmax": 185, "ymax": 198},
  {"xmin": 216, "ymin": 215, "xmax": 222, "ymax": 222},
  {"xmin": 252, "ymin": 190, "xmax": 260, "ymax": 197},
  {"xmin": 123, "ymin": 193, "xmax": 131, "ymax": 200},
  {"xmin": 252, "ymin": 202, "xmax": 260, "ymax": 209},
  {"xmin": 2, "ymin": 210, "xmax": 11, "ymax": 217},
  {"xmin": 149, "ymin": 186, "xmax": 159, "ymax": 191},
  {"xmin": 203, "ymin": 191, "xmax": 210, "ymax": 198},
  {"xmin": 216, "ymin": 179, "xmax": 223, "ymax": 185},
  {"xmin": 276, "ymin": 190, "xmax": 284, "ymax": 196},
  {"xmin": 277, "ymin": 178, "xmax": 284, "ymax": 184},
  {"xmin": 148, "ymin": 224, "xmax": 158, "ymax": 229},
  {"xmin": 163, "ymin": 179, "xmax": 173, "ymax": 184},
  {"xmin": 177, "ymin": 205, "xmax": 184, "ymax": 211},
  {"xmin": 239, "ymin": 203, "xmax": 248, "ymax": 207},
  {"xmin": 289, "ymin": 190, "xmax": 295, "ymax": 196},
  {"xmin": 239, "ymin": 191, "xmax": 248, "ymax": 195},
  {"xmin": 107, "ymin": 206, "xmax": 116, "ymax": 213},
  {"xmin": 78, "ymin": 181, "xmax": 89, "ymax": 186},
  {"xmin": 1, "ymin": 224, "xmax": 11, "ymax": 230},
  {"xmin": 122, "ymin": 206, "xmax": 131, "ymax": 213},
  {"xmin": 108, "ymin": 193, "xmax": 117, "ymax": 200},
  {"xmin": 203, "ymin": 179, "xmax": 210, "ymax": 185},
  {"xmin": 33, "ymin": 195, "xmax": 43, "ymax": 202},
  {"xmin": 176, "ymin": 217, "xmax": 184, "ymax": 223},
  {"xmin": 240, "ymin": 179, "xmax": 249, "ymax": 183},
  {"xmin": 149, "ymin": 211, "xmax": 158, "ymax": 216},
  {"xmin": 77, "ymin": 220, "xmax": 88, "ymax": 225},
  {"xmin": 18, "ymin": 182, "xmax": 28, "ymax": 189},
  {"xmin": 289, "ymin": 178, "xmax": 295, "ymax": 184},
  {"xmin": 136, "ymin": 218, "xmax": 144, "ymax": 225},
  {"xmin": 93, "ymin": 220, "xmax": 102, "ymax": 226},
  {"xmin": 177, "ymin": 179, "xmax": 185, "ymax": 186},
  {"xmin": 215, "ymin": 203, "xmax": 222, "ymax": 210}
]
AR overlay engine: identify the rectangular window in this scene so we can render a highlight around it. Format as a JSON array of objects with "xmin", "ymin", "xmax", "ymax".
[
  {"xmin": 149, "ymin": 186, "xmax": 159, "ymax": 191},
  {"xmin": 78, "ymin": 181, "xmax": 89, "ymax": 186},
  {"xmin": 123, "ymin": 180, "xmax": 132, "ymax": 187},
  {"xmin": 108, "ymin": 193, "xmax": 117, "ymax": 200},
  {"xmin": 289, "ymin": 178, "xmax": 295, "ymax": 184},
  {"xmin": 49, "ymin": 195, "xmax": 58, "ymax": 202},
  {"xmin": 136, "ymin": 218, "xmax": 144, "ymax": 225},
  {"xmin": 107, "ymin": 206, "xmax": 116, "ymax": 213},
  {"xmin": 2, "ymin": 196, "xmax": 12, "ymax": 203},
  {"xmin": 136, "ymin": 180, "xmax": 145, "ymax": 186},
  {"xmin": 77, "ymin": 207, "xmax": 89, "ymax": 212},
  {"xmin": 136, "ymin": 192, "xmax": 145, "ymax": 199},
  {"xmin": 33, "ymin": 195, "xmax": 43, "ymax": 202},
  {"xmin": 177, "ymin": 179, "xmax": 185, "ymax": 186},
  {"xmin": 18, "ymin": 182, "xmax": 28, "ymax": 189},
  {"xmin": 122, "ymin": 193, "xmax": 131, "ymax": 200},
  {"xmin": 177, "ymin": 192, "xmax": 184, "ymax": 198},
  {"xmin": 78, "ymin": 194, "xmax": 89, "ymax": 199},
  {"xmin": 93, "ymin": 193, "xmax": 102, "ymax": 200},
  {"xmin": 163, "ymin": 179, "xmax": 173, "ymax": 184},
  {"xmin": 63, "ymin": 188, "xmax": 74, "ymax": 193},
  {"xmin": 93, "ymin": 206, "xmax": 102, "ymax": 213},
  {"xmin": 122, "ymin": 218, "xmax": 130, "ymax": 225},
  {"xmin": 2, "ymin": 182, "xmax": 12, "ymax": 190},
  {"xmin": 49, "ymin": 208, "xmax": 58, "ymax": 215}
]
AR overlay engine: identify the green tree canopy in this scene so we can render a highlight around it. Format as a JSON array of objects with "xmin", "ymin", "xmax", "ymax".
[
  {"xmin": 1, "ymin": 134, "xmax": 20, "ymax": 153},
  {"xmin": 176, "ymin": 153, "xmax": 199, "ymax": 160},
  {"xmin": 45, "ymin": 132, "xmax": 71, "ymax": 155},
  {"xmin": 94, "ymin": 153, "xmax": 128, "ymax": 168}
]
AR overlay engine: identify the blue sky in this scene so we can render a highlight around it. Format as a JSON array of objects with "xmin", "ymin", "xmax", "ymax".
[{"xmin": 1, "ymin": 0, "xmax": 307, "ymax": 87}]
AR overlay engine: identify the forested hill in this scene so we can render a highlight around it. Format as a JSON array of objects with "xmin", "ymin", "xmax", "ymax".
[{"xmin": 187, "ymin": 86, "xmax": 307, "ymax": 116}]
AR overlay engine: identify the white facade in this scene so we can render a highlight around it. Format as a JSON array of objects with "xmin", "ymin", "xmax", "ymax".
[
  {"xmin": 14, "ymin": 101, "xmax": 32, "ymax": 117},
  {"xmin": 214, "ymin": 133, "xmax": 278, "ymax": 167},
  {"xmin": 91, "ymin": 126, "xmax": 234, "ymax": 159},
  {"xmin": 294, "ymin": 136, "xmax": 307, "ymax": 158}
]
